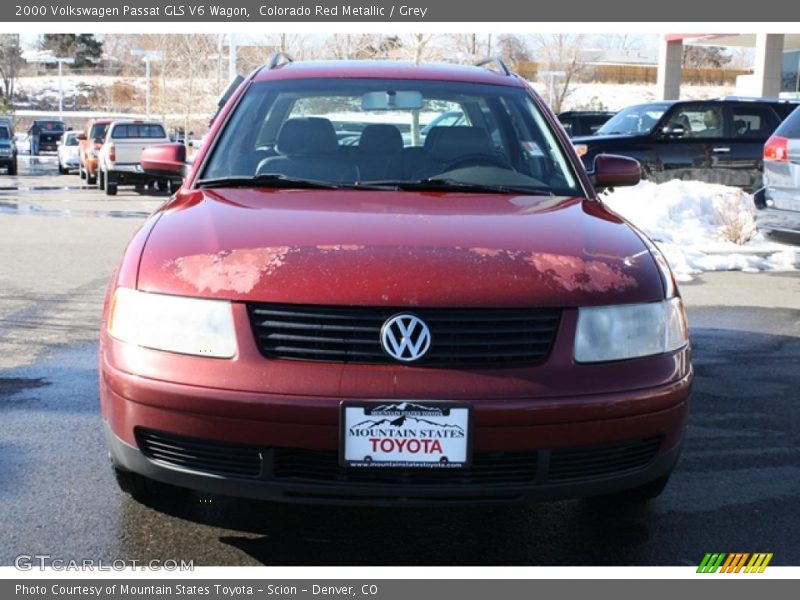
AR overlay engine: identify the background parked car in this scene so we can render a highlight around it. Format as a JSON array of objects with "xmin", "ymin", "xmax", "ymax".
[
  {"xmin": 97, "ymin": 120, "xmax": 171, "ymax": 195},
  {"xmin": 13, "ymin": 133, "xmax": 29, "ymax": 155},
  {"xmin": 28, "ymin": 119, "xmax": 66, "ymax": 155},
  {"xmin": 57, "ymin": 131, "xmax": 81, "ymax": 175},
  {"xmin": 0, "ymin": 115, "xmax": 15, "ymax": 136},
  {"xmin": 573, "ymin": 98, "xmax": 800, "ymax": 191},
  {"xmin": 0, "ymin": 123, "xmax": 17, "ymax": 175},
  {"xmin": 754, "ymin": 105, "xmax": 800, "ymax": 244},
  {"xmin": 557, "ymin": 110, "xmax": 616, "ymax": 137},
  {"xmin": 78, "ymin": 118, "xmax": 113, "ymax": 185}
]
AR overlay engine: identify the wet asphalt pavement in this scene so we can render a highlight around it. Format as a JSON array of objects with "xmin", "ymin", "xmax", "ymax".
[{"xmin": 0, "ymin": 156, "xmax": 798, "ymax": 566}]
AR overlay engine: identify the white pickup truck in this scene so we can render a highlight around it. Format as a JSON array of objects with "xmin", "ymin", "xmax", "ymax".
[{"xmin": 97, "ymin": 120, "xmax": 171, "ymax": 196}]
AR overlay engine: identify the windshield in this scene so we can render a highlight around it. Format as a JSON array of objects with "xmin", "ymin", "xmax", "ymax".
[
  {"xmin": 595, "ymin": 103, "xmax": 670, "ymax": 136},
  {"xmin": 64, "ymin": 133, "xmax": 78, "ymax": 146},
  {"xmin": 200, "ymin": 78, "xmax": 580, "ymax": 195},
  {"xmin": 0, "ymin": 127, "xmax": 9, "ymax": 140}
]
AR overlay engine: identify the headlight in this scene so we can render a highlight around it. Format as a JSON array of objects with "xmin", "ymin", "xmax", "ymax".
[
  {"xmin": 108, "ymin": 288, "xmax": 236, "ymax": 358},
  {"xmin": 574, "ymin": 298, "xmax": 688, "ymax": 363}
]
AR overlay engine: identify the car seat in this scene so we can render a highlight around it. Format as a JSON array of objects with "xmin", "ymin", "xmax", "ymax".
[
  {"xmin": 257, "ymin": 118, "xmax": 357, "ymax": 183},
  {"xmin": 356, "ymin": 124, "xmax": 403, "ymax": 181}
]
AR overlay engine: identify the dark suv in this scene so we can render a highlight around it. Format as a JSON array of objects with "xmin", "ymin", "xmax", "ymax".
[
  {"xmin": 574, "ymin": 98, "xmax": 799, "ymax": 191},
  {"xmin": 28, "ymin": 119, "xmax": 66, "ymax": 155},
  {"xmin": 558, "ymin": 110, "xmax": 615, "ymax": 138}
]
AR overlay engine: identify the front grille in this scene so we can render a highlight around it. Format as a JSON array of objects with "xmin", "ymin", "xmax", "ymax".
[
  {"xmin": 247, "ymin": 303, "xmax": 561, "ymax": 365},
  {"xmin": 272, "ymin": 448, "xmax": 539, "ymax": 485},
  {"xmin": 135, "ymin": 428, "xmax": 662, "ymax": 488},
  {"xmin": 548, "ymin": 437, "xmax": 662, "ymax": 481},
  {"xmin": 135, "ymin": 428, "xmax": 262, "ymax": 478}
]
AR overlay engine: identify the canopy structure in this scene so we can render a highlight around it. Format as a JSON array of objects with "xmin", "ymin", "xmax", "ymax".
[{"xmin": 657, "ymin": 33, "xmax": 800, "ymax": 99}]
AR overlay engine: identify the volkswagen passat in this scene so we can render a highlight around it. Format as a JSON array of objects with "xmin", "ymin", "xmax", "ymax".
[{"xmin": 101, "ymin": 56, "xmax": 692, "ymax": 506}]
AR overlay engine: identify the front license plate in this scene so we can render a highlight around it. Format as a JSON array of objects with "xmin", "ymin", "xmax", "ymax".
[{"xmin": 340, "ymin": 401, "xmax": 471, "ymax": 469}]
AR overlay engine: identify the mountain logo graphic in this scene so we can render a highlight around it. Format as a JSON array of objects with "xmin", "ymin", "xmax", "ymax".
[
  {"xmin": 350, "ymin": 414, "xmax": 464, "ymax": 432},
  {"xmin": 367, "ymin": 401, "xmax": 449, "ymax": 415}
]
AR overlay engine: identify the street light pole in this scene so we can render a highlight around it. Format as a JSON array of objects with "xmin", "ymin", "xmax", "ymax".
[
  {"xmin": 53, "ymin": 57, "xmax": 75, "ymax": 120},
  {"xmin": 131, "ymin": 50, "xmax": 163, "ymax": 118},
  {"xmin": 144, "ymin": 56, "xmax": 151, "ymax": 117}
]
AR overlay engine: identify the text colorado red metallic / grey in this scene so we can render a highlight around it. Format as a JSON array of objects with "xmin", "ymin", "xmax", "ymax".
[{"xmin": 259, "ymin": 5, "xmax": 430, "ymax": 17}]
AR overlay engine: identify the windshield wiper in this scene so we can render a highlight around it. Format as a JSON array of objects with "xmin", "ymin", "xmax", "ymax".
[
  {"xmin": 196, "ymin": 174, "xmax": 342, "ymax": 190},
  {"xmin": 362, "ymin": 178, "xmax": 555, "ymax": 195}
]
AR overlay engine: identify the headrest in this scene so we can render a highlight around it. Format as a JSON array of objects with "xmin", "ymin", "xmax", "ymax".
[
  {"xmin": 426, "ymin": 127, "xmax": 493, "ymax": 163},
  {"xmin": 277, "ymin": 118, "xmax": 338, "ymax": 155},
  {"xmin": 358, "ymin": 124, "xmax": 403, "ymax": 154}
]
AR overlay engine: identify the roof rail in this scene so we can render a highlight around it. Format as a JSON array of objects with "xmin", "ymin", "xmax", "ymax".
[
  {"xmin": 268, "ymin": 52, "xmax": 294, "ymax": 69},
  {"xmin": 475, "ymin": 56, "xmax": 511, "ymax": 76}
]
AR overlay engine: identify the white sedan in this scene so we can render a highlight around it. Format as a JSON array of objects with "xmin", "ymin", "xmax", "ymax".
[{"xmin": 57, "ymin": 131, "xmax": 80, "ymax": 174}]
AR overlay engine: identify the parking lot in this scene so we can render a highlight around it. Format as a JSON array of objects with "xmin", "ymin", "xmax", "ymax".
[{"xmin": 0, "ymin": 154, "xmax": 798, "ymax": 566}]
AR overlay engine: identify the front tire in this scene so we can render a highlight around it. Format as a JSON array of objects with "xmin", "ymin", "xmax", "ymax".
[
  {"xmin": 98, "ymin": 169, "xmax": 105, "ymax": 190},
  {"xmin": 105, "ymin": 171, "xmax": 118, "ymax": 196},
  {"xmin": 7, "ymin": 161, "xmax": 17, "ymax": 176}
]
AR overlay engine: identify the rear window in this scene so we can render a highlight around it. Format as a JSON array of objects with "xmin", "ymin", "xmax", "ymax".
[
  {"xmin": 38, "ymin": 121, "xmax": 65, "ymax": 131},
  {"xmin": 90, "ymin": 123, "xmax": 109, "ymax": 140},
  {"xmin": 730, "ymin": 106, "xmax": 778, "ymax": 139},
  {"xmin": 111, "ymin": 124, "xmax": 166, "ymax": 139},
  {"xmin": 775, "ymin": 106, "xmax": 800, "ymax": 138}
]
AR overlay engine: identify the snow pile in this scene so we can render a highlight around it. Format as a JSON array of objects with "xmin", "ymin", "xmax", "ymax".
[
  {"xmin": 527, "ymin": 82, "xmax": 735, "ymax": 112},
  {"xmin": 602, "ymin": 179, "xmax": 799, "ymax": 282}
]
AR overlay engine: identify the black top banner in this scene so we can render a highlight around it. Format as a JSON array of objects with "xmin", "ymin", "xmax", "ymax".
[{"xmin": 3, "ymin": 0, "xmax": 795, "ymax": 22}]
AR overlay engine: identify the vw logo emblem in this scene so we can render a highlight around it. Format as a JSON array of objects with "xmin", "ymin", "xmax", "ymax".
[{"xmin": 380, "ymin": 314, "xmax": 432, "ymax": 362}]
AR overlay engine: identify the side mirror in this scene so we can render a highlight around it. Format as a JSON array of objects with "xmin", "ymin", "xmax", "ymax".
[
  {"xmin": 76, "ymin": 132, "xmax": 87, "ymax": 141},
  {"xmin": 662, "ymin": 124, "xmax": 686, "ymax": 138},
  {"xmin": 141, "ymin": 143, "xmax": 187, "ymax": 178},
  {"xmin": 591, "ymin": 154, "xmax": 641, "ymax": 189}
]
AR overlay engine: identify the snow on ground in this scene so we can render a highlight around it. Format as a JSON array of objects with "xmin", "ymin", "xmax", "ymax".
[
  {"xmin": 545, "ymin": 82, "xmax": 735, "ymax": 112},
  {"xmin": 602, "ymin": 179, "xmax": 798, "ymax": 282}
]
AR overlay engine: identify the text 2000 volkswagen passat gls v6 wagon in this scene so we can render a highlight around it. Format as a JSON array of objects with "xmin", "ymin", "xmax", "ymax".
[{"xmin": 100, "ymin": 56, "xmax": 692, "ymax": 506}]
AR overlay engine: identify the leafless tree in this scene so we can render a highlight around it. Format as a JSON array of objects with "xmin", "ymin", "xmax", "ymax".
[
  {"xmin": 530, "ymin": 34, "xmax": 587, "ymax": 113},
  {"xmin": 0, "ymin": 34, "xmax": 24, "ymax": 110},
  {"xmin": 449, "ymin": 34, "xmax": 493, "ymax": 60},
  {"xmin": 496, "ymin": 34, "xmax": 531, "ymax": 68}
]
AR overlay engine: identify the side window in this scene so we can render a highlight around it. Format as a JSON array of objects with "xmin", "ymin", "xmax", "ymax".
[
  {"xmin": 665, "ymin": 105, "xmax": 724, "ymax": 138},
  {"xmin": 729, "ymin": 106, "xmax": 778, "ymax": 139}
]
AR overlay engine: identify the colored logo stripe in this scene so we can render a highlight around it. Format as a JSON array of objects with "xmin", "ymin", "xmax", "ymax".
[{"xmin": 697, "ymin": 552, "xmax": 773, "ymax": 573}]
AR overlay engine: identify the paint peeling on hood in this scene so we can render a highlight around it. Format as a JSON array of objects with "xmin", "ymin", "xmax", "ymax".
[
  {"xmin": 523, "ymin": 253, "xmax": 636, "ymax": 293},
  {"xmin": 468, "ymin": 247, "xmax": 525, "ymax": 260},
  {"xmin": 316, "ymin": 244, "xmax": 366, "ymax": 252},
  {"xmin": 166, "ymin": 246, "xmax": 296, "ymax": 294}
]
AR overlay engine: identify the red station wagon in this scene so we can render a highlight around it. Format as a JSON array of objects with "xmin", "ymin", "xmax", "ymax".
[{"xmin": 100, "ymin": 55, "xmax": 692, "ymax": 506}]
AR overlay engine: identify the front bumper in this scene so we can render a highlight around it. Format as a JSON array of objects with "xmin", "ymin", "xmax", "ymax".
[
  {"xmin": 106, "ymin": 421, "xmax": 684, "ymax": 506},
  {"xmin": 102, "ymin": 347, "xmax": 691, "ymax": 505}
]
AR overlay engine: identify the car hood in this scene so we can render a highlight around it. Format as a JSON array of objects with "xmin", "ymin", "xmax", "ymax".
[
  {"xmin": 572, "ymin": 133, "xmax": 640, "ymax": 144},
  {"xmin": 136, "ymin": 188, "xmax": 664, "ymax": 307}
]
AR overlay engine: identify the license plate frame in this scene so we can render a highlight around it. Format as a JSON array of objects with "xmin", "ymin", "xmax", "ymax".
[{"xmin": 340, "ymin": 401, "xmax": 472, "ymax": 469}]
